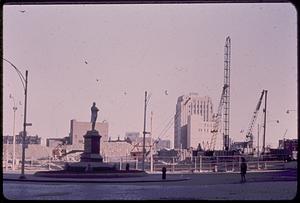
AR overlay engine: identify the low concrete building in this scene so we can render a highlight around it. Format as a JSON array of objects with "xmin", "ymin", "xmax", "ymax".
[
  {"xmin": 69, "ymin": 119, "xmax": 108, "ymax": 146},
  {"xmin": 124, "ymin": 132, "xmax": 140, "ymax": 143},
  {"xmin": 101, "ymin": 138, "xmax": 133, "ymax": 162},
  {"xmin": 3, "ymin": 133, "xmax": 42, "ymax": 145},
  {"xmin": 3, "ymin": 144, "xmax": 52, "ymax": 161},
  {"xmin": 46, "ymin": 138, "xmax": 65, "ymax": 148}
]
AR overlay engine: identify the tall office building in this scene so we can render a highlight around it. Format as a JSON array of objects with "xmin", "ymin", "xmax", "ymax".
[{"xmin": 174, "ymin": 93, "xmax": 214, "ymax": 149}]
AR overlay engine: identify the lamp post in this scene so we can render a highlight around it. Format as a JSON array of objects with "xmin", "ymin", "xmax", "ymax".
[
  {"xmin": 3, "ymin": 58, "xmax": 29, "ymax": 179},
  {"xmin": 268, "ymin": 120, "xmax": 279, "ymax": 124},
  {"xmin": 9, "ymin": 94, "xmax": 18, "ymax": 171},
  {"xmin": 286, "ymin": 109, "xmax": 296, "ymax": 114}
]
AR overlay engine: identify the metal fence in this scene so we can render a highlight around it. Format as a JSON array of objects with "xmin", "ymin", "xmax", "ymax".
[
  {"xmin": 99, "ymin": 155, "xmax": 287, "ymax": 172},
  {"xmin": 148, "ymin": 155, "xmax": 287, "ymax": 173},
  {"xmin": 3, "ymin": 154, "xmax": 288, "ymax": 173}
]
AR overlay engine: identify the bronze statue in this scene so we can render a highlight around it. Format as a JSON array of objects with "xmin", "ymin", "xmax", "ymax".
[{"xmin": 91, "ymin": 102, "xmax": 99, "ymax": 131}]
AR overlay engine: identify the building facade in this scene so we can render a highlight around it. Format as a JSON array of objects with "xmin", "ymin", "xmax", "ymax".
[
  {"xmin": 46, "ymin": 138, "xmax": 65, "ymax": 148},
  {"xmin": 101, "ymin": 138, "xmax": 133, "ymax": 162},
  {"xmin": 69, "ymin": 119, "xmax": 109, "ymax": 147},
  {"xmin": 124, "ymin": 132, "xmax": 140, "ymax": 143},
  {"xmin": 278, "ymin": 139, "xmax": 298, "ymax": 153},
  {"xmin": 174, "ymin": 93, "xmax": 214, "ymax": 149},
  {"xmin": 3, "ymin": 133, "xmax": 41, "ymax": 145},
  {"xmin": 187, "ymin": 114, "xmax": 214, "ymax": 150}
]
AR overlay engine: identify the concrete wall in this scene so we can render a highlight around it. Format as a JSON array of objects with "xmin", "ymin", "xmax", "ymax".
[{"xmin": 69, "ymin": 119, "xmax": 108, "ymax": 146}]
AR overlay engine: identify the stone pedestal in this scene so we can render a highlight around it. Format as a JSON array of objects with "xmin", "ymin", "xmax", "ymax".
[
  {"xmin": 67, "ymin": 129, "xmax": 116, "ymax": 172},
  {"xmin": 80, "ymin": 130, "xmax": 103, "ymax": 162}
]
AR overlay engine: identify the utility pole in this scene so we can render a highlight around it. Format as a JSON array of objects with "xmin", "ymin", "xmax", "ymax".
[
  {"xmin": 262, "ymin": 90, "xmax": 268, "ymax": 154},
  {"xmin": 150, "ymin": 111, "xmax": 153, "ymax": 173},
  {"xmin": 6, "ymin": 138, "xmax": 8, "ymax": 171},
  {"xmin": 142, "ymin": 91, "xmax": 147, "ymax": 171},
  {"xmin": 20, "ymin": 70, "xmax": 28, "ymax": 179},
  {"xmin": 257, "ymin": 123, "xmax": 260, "ymax": 157}
]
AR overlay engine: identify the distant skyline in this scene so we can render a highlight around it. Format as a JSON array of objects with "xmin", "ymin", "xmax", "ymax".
[{"xmin": 3, "ymin": 3, "xmax": 297, "ymax": 148}]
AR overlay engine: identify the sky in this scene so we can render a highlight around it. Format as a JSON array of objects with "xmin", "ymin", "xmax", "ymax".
[{"xmin": 3, "ymin": 3, "xmax": 297, "ymax": 148}]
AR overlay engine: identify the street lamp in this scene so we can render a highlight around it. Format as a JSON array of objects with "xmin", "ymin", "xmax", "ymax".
[
  {"xmin": 286, "ymin": 109, "xmax": 296, "ymax": 114},
  {"xmin": 3, "ymin": 58, "xmax": 29, "ymax": 179},
  {"xmin": 9, "ymin": 94, "xmax": 18, "ymax": 171},
  {"xmin": 268, "ymin": 120, "xmax": 279, "ymax": 124}
]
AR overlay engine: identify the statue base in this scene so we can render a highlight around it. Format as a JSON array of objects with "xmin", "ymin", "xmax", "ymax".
[
  {"xmin": 65, "ymin": 129, "xmax": 116, "ymax": 172},
  {"xmin": 80, "ymin": 130, "xmax": 103, "ymax": 162},
  {"xmin": 66, "ymin": 161, "xmax": 117, "ymax": 172}
]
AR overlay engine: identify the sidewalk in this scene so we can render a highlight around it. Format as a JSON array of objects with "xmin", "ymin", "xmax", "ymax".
[
  {"xmin": 3, "ymin": 167, "xmax": 296, "ymax": 185},
  {"xmin": 3, "ymin": 173, "xmax": 190, "ymax": 183}
]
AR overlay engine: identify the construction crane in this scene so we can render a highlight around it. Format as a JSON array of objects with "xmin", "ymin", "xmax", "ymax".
[
  {"xmin": 209, "ymin": 36, "xmax": 231, "ymax": 151},
  {"xmin": 223, "ymin": 36, "xmax": 231, "ymax": 151},
  {"xmin": 245, "ymin": 90, "xmax": 266, "ymax": 154},
  {"xmin": 209, "ymin": 84, "xmax": 228, "ymax": 151}
]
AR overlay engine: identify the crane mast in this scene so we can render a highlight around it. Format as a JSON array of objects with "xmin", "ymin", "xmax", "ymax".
[
  {"xmin": 223, "ymin": 36, "xmax": 231, "ymax": 151},
  {"xmin": 209, "ymin": 36, "xmax": 231, "ymax": 151}
]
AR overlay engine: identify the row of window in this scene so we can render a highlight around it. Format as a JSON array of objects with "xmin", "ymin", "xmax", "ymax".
[
  {"xmin": 198, "ymin": 128, "xmax": 211, "ymax": 132},
  {"xmin": 187, "ymin": 102, "xmax": 213, "ymax": 122}
]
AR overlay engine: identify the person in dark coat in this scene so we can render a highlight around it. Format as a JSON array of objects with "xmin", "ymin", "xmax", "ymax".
[
  {"xmin": 162, "ymin": 167, "xmax": 167, "ymax": 180},
  {"xmin": 240, "ymin": 157, "xmax": 247, "ymax": 183}
]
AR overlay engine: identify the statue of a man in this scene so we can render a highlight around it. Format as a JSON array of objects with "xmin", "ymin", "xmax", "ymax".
[{"xmin": 91, "ymin": 102, "xmax": 99, "ymax": 131}]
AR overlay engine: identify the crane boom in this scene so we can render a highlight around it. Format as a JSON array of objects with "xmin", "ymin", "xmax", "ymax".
[
  {"xmin": 209, "ymin": 84, "xmax": 228, "ymax": 150},
  {"xmin": 245, "ymin": 90, "xmax": 265, "ymax": 153}
]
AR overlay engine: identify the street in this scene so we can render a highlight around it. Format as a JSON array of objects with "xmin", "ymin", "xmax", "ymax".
[{"xmin": 3, "ymin": 169, "xmax": 297, "ymax": 200}]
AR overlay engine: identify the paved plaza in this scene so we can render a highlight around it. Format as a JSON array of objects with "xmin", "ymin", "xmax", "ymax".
[{"xmin": 3, "ymin": 168, "xmax": 297, "ymax": 200}]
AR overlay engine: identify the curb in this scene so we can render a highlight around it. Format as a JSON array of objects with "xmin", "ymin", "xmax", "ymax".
[{"xmin": 3, "ymin": 177, "xmax": 190, "ymax": 184}]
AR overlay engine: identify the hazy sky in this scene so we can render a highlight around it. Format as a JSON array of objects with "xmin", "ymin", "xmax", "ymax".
[{"xmin": 3, "ymin": 3, "xmax": 297, "ymax": 148}]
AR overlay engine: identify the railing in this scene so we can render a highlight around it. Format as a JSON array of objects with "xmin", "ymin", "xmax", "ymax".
[{"xmin": 2, "ymin": 154, "xmax": 289, "ymax": 173}]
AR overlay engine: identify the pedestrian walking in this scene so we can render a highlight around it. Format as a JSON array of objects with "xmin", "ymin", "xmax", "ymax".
[
  {"xmin": 162, "ymin": 167, "xmax": 167, "ymax": 180},
  {"xmin": 240, "ymin": 157, "xmax": 247, "ymax": 183}
]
